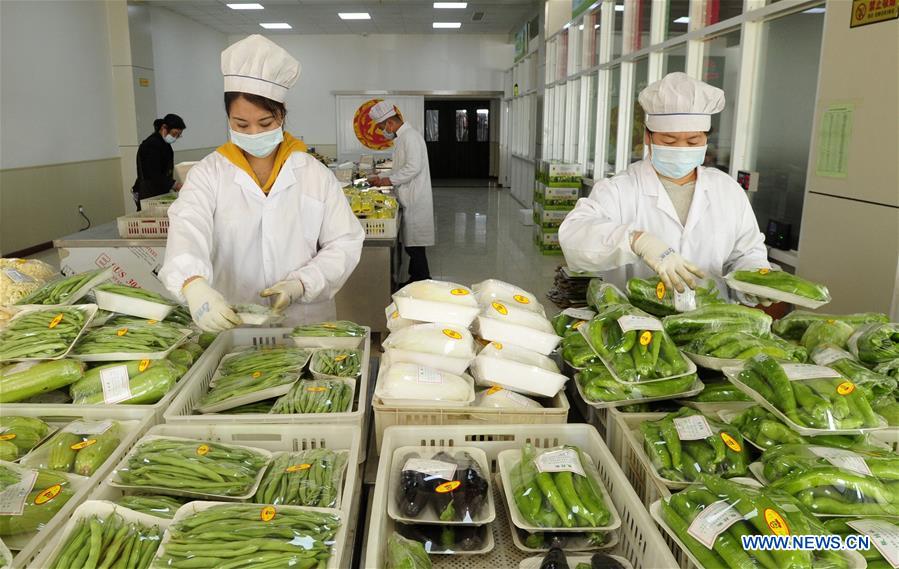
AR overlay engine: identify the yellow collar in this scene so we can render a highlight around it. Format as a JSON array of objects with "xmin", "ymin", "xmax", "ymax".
[{"xmin": 216, "ymin": 131, "xmax": 307, "ymax": 194}]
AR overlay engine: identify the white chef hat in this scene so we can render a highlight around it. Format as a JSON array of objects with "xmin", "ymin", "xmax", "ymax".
[
  {"xmin": 369, "ymin": 101, "xmax": 398, "ymax": 124},
  {"xmin": 639, "ymin": 72, "xmax": 725, "ymax": 132},
  {"xmin": 221, "ymin": 34, "xmax": 300, "ymax": 103}
]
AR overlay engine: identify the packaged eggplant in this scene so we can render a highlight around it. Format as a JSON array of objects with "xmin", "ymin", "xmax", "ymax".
[{"xmin": 395, "ymin": 523, "xmax": 492, "ymax": 554}]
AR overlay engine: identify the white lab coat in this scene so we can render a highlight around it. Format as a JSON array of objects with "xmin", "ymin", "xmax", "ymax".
[
  {"xmin": 386, "ymin": 124, "xmax": 435, "ymax": 247},
  {"xmin": 559, "ymin": 159, "xmax": 770, "ymax": 297},
  {"xmin": 159, "ymin": 151, "xmax": 365, "ymax": 326}
]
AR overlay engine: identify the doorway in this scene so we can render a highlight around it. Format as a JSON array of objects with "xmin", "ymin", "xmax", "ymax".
[{"xmin": 424, "ymin": 99, "xmax": 491, "ymax": 179}]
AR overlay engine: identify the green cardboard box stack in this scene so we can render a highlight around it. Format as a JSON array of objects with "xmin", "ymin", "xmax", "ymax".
[{"xmin": 533, "ymin": 161, "xmax": 582, "ymax": 254}]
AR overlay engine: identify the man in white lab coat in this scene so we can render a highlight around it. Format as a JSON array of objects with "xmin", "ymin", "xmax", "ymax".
[
  {"xmin": 368, "ymin": 102, "xmax": 435, "ymax": 284},
  {"xmin": 559, "ymin": 72, "xmax": 772, "ymax": 306}
]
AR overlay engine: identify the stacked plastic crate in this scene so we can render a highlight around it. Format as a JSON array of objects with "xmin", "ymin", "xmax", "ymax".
[{"xmin": 533, "ymin": 161, "xmax": 582, "ymax": 254}]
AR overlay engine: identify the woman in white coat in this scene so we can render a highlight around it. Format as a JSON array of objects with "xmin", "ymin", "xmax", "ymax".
[
  {"xmin": 559, "ymin": 73, "xmax": 771, "ymax": 306},
  {"xmin": 159, "ymin": 35, "xmax": 364, "ymax": 331}
]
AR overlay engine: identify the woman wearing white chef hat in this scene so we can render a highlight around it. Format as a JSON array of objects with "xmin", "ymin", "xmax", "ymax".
[
  {"xmin": 159, "ymin": 35, "xmax": 364, "ymax": 331},
  {"xmin": 559, "ymin": 72, "xmax": 772, "ymax": 306}
]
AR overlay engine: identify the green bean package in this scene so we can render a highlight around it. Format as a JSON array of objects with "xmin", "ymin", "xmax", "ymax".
[
  {"xmin": 824, "ymin": 518, "xmax": 899, "ymax": 568},
  {"xmin": 576, "ymin": 364, "xmax": 702, "ymax": 407},
  {"xmin": 22, "ymin": 420, "xmax": 124, "ymax": 477},
  {"xmin": 269, "ymin": 378, "xmax": 354, "ymax": 414},
  {"xmin": 216, "ymin": 346, "xmax": 311, "ymax": 378},
  {"xmin": 502, "ymin": 443, "xmax": 619, "ymax": 531},
  {"xmin": 72, "ymin": 323, "xmax": 190, "ymax": 361},
  {"xmin": 291, "ymin": 320, "xmax": 366, "ymax": 338},
  {"xmin": 112, "ymin": 436, "xmax": 271, "ymax": 499},
  {"xmin": 310, "ymin": 349, "xmax": 362, "ymax": 378},
  {"xmin": 655, "ymin": 475, "xmax": 857, "ymax": 569},
  {"xmin": 0, "ymin": 305, "xmax": 95, "ymax": 361},
  {"xmin": 662, "ymin": 304, "xmax": 773, "ymax": 346},
  {"xmin": 15, "ymin": 268, "xmax": 111, "ymax": 306},
  {"xmin": 114, "ymin": 495, "xmax": 186, "ymax": 519},
  {"xmin": 47, "ymin": 504, "xmax": 165, "ymax": 569},
  {"xmin": 626, "ymin": 277, "xmax": 725, "ymax": 317},
  {"xmin": 0, "ymin": 462, "xmax": 76, "ymax": 536},
  {"xmin": 155, "ymin": 503, "xmax": 341, "ymax": 569},
  {"xmin": 93, "ymin": 283, "xmax": 177, "ymax": 322},
  {"xmin": 639, "ymin": 407, "xmax": 749, "ymax": 485},
  {"xmin": 725, "ymin": 354, "xmax": 887, "ymax": 433},
  {"xmin": 252, "ymin": 449, "xmax": 348, "ymax": 507}
]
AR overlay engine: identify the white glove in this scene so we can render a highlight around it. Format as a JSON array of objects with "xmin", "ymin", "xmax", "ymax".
[
  {"xmin": 260, "ymin": 280, "xmax": 305, "ymax": 311},
  {"xmin": 735, "ymin": 291, "xmax": 774, "ymax": 308},
  {"xmin": 631, "ymin": 232, "xmax": 706, "ymax": 293},
  {"xmin": 182, "ymin": 278, "xmax": 241, "ymax": 332}
]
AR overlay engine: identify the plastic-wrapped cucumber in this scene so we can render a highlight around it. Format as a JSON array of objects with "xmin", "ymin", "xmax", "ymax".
[
  {"xmin": 0, "ymin": 464, "xmax": 74, "ymax": 536},
  {"xmin": 70, "ymin": 360, "xmax": 181, "ymax": 405},
  {"xmin": 27, "ymin": 421, "xmax": 122, "ymax": 476},
  {"xmin": 0, "ymin": 416, "xmax": 51, "ymax": 459}
]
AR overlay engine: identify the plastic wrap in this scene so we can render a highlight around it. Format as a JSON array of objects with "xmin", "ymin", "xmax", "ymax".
[
  {"xmin": 382, "ymin": 323, "xmax": 476, "ymax": 360},
  {"xmin": 22, "ymin": 420, "xmax": 124, "ymax": 477},
  {"xmin": 640, "ymin": 407, "xmax": 748, "ymax": 484},
  {"xmin": 811, "ymin": 345, "xmax": 898, "ymax": 400},
  {"xmin": 626, "ymin": 277, "xmax": 725, "ymax": 317},
  {"xmin": 392, "ymin": 280, "xmax": 480, "ymax": 326},
  {"xmin": 849, "ymin": 323, "xmax": 899, "ymax": 365},
  {"xmin": 0, "ymin": 416, "xmax": 52, "ymax": 461},
  {"xmin": 585, "ymin": 280, "xmax": 628, "ymax": 311},
  {"xmin": 375, "ymin": 362, "xmax": 474, "ymax": 406},
  {"xmin": 114, "ymin": 495, "xmax": 185, "ymax": 519},
  {"xmin": 686, "ymin": 331, "xmax": 807, "ymax": 364},
  {"xmin": 875, "ymin": 358, "xmax": 899, "ymax": 380},
  {"xmin": 396, "ymin": 523, "xmax": 491, "ymax": 554},
  {"xmin": 48, "ymin": 506, "xmax": 163, "ymax": 569},
  {"xmin": 726, "ymin": 268, "xmax": 831, "ymax": 308},
  {"xmin": 761, "ymin": 443, "xmax": 899, "ymax": 516},
  {"xmin": 473, "ymin": 386, "xmax": 542, "ymax": 409},
  {"xmin": 0, "ymin": 258, "xmax": 56, "ymax": 306},
  {"xmin": 290, "ymin": 320, "xmax": 366, "ymax": 338},
  {"xmin": 0, "ymin": 305, "xmax": 95, "ymax": 360},
  {"xmin": 551, "ymin": 308, "xmax": 596, "ymax": 338},
  {"xmin": 576, "ymin": 364, "xmax": 701, "ymax": 406},
  {"xmin": 72, "ymin": 321, "xmax": 190, "ymax": 360},
  {"xmin": 692, "ymin": 381, "xmax": 752, "ymax": 403},
  {"xmin": 386, "ymin": 532, "xmax": 432, "ymax": 569},
  {"xmin": 310, "ymin": 348, "xmax": 362, "ymax": 378},
  {"xmin": 70, "ymin": 359, "xmax": 183, "ymax": 405},
  {"xmin": 472, "ymin": 279, "xmax": 545, "ymax": 316},
  {"xmin": 269, "ymin": 378, "xmax": 354, "ymax": 414},
  {"xmin": 823, "ymin": 517, "xmax": 899, "ymax": 568},
  {"xmin": 252, "ymin": 449, "xmax": 348, "ymax": 508},
  {"xmin": 474, "ymin": 301, "xmax": 561, "ymax": 354},
  {"xmin": 773, "ymin": 311, "xmax": 889, "ymax": 341},
  {"xmin": 470, "ymin": 342, "xmax": 568, "ymax": 397},
  {"xmin": 560, "ymin": 332, "xmax": 601, "ymax": 369},
  {"xmin": 385, "ymin": 302, "xmax": 419, "ymax": 332},
  {"xmin": 0, "ymin": 462, "xmax": 76, "ymax": 536},
  {"xmin": 802, "ymin": 319, "xmax": 855, "ymax": 351},
  {"xmin": 662, "ymin": 304, "xmax": 773, "ymax": 345},
  {"xmin": 15, "ymin": 267, "xmax": 111, "ymax": 306}
]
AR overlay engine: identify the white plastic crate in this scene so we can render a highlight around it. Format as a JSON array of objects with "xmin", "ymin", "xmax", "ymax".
[
  {"xmin": 116, "ymin": 212, "xmax": 169, "ymax": 238},
  {"xmin": 359, "ymin": 215, "xmax": 398, "ymax": 239},
  {"xmin": 163, "ymin": 328, "xmax": 370, "ymax": 438},
  {"xmin": 139, "ymin": 193, "xmax": 177, "ymax": 216},
  {"xmin": 365, "ymin": 424, "xmax": 677, "ymax": 569}
]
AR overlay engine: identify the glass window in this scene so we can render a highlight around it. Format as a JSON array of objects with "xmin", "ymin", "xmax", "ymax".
[
  {"xmin": 604, "ymin": 66, "xmax": 621, "ymax": 176},
  {"xmin": 455, "ymin": 110, "xmax": 468, "ymax": 142},
  {"xmin": 612, "ymin": 0, "xmax": 624, "ymax": 59},
  {"xmin": 558, "ymin": 30, "xmax": 569, "ymax": 80},
  {"xmin": 666, "ymin": 0, "xmax": 690, "ymax": 39},
  {"xmin": 662, "ymin": 43, "xmax": 687, "ymax": 75},
  {"xmin": 476, "ymin": 109, "xmax": 489, "ymax": 142},
  {"xmin": 702, "ymin": 28, "xmax": 741, "ymax": 172},
  {"xmin": 702, "ymin": 0, "xmax": 743, "ymax": 27},
  {"xmin": 592, "ymin": 10, "xmax": 602, "ymax": 65},
  {"xmin": 630, "ymin": 57, "xmax": 649, "ymax": 162},
  {"xmin": 750, "ymin": 8, "xmax": 825, "ymax": 250},
  {"xmin": 425, "ymin": 109, "xmax": 439, "ymax": 142},
  {"xmin": 587, "ymin": 72, "xmax": 598, "ymax": 173},
  {"xmin": 632, "ymin": 0, "xmax": 652, "ymax": 52},
  {"xmin": 584, "ymin": 10, "xmax": 599, "ymax": 68},
  {"xmin": 569, "ymin": 23, "xmax": 582, "ymax": 75},
  {"xmin": 565, "ymin": 78, "xmax": 580, "ymax": 162}
]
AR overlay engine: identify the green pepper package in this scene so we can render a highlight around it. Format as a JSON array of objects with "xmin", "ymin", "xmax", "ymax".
[
  {"xmin": 560, "ymin": 332, "xmax": 600, "ymax": 369},
  {"xmin": 253, "ymin": 449, "xmax": 348, "ymax": 508},
  {"xmin": 657, "ymin": 475, "xmax": 855, "ymax": 569},
  {"xmin": 626, "ymin": 277, "xmax": 725, "ymax": 317},
  {"xmin": 505, "ymin": 443, "xmax": 617, "ymax": 530},
  {"xmin": 801, "ymin": 319, "xmax": 855, "ymax": 351},
  {"xmin": 849, "ymin": 323, "xmax": 899, "ymax": 365},
  {"xmin": 585, "ymin": 280, "xmax": 629, "ymax": 311},
  {"xmin": 693, "ymin": 381, "xmax": 752, "ymax": 403},
  {"xmin": 552, "ymin": 308, "xmax": 597, "ymax": 338},
  {"xmin": 663, "ymin": 304, "xmax": 773, "ymax": 345},
  {"xmin": 576, "ymin": 364, "xmax": 700, "ymax": 406},
  {"xmin": 686, "ymin": 330, "xmax": 807, "ymax": 364},
  {"xmin": 0, "ymin": 462, "xmax": 75, "ymax": 536},
  {"xmin": 725, "ymin": 354, "xmax": 886, "ymax": 432},
  {"xmin": 640, "ymin": 407, "xmax": 748, "ymax": 484},
  {"xmin": 581, "ymin": 304, "xmax": 694, "ymax": 383},
  {"xmin": 823, "ymin": 518, "xmax": 899, "ymax": 568},
  {"xmin": 725, "ymin": 406, "xmax": 884, "ymax": 452},
  {"xmin": 761, "ymin": 443, "xmax": 899, "ymax": 516},
  {"xmin": 386, "ymin": 532, "xmax": 432, "ymax": 569},
  {"xmin": 773, "ymin": 310, "xmax": 889, "ymax": 341},
  {"xmin": 0, "ymin": 416, "xmax": 51, "ymax": 461},
  {"xmin": 22, "ymin": 420, "xmax": 123, "ymax": 477},
  {"xmin": 810, "ymin": 345, "xmax": 898, "ymax": 401},
  {"xmin": 726, "ymin": 268, "xmax": 831, "ymax": 308},
  {"xmin": 874, "ymin": 358, "xmax": 899, "ymax": 380}
]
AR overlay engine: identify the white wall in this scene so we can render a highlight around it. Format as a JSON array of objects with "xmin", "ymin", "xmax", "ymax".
[
  {"xmin": 0, "ymin": 0, "xmax": 118, "ymax": 168},
  {"xmin": 150, "ymin": 7, "xmax": 229, "ymax": 151}
]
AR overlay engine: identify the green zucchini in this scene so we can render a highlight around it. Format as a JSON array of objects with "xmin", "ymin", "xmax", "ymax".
[
  {"xmin": 73, "ymin": 422, "xmax": 122, "ymax": 476},
  {"xmin": 48, "ymin": 432, "xmax": 81, "ymax": 471},
  {"xmin": 0, "ymin": 359, "xmax": 85, "ymax": 403}
]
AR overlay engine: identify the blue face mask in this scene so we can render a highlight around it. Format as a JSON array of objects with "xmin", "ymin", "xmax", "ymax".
[
  {"xmin": 163, "ymin": 134, "xmax": 177, "ymax": 144},
  {"xmin": 650, "ymin": 144, "xmax": 707, "ymax": 179},
  {"xmin": 229, "ymin": 126, "xmax": 284, "ymax": 158}
]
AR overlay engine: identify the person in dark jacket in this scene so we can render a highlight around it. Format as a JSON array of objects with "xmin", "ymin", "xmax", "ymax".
[{"xmin": 132, "ymin": 113, "xmax": 186, "ymax": 209}]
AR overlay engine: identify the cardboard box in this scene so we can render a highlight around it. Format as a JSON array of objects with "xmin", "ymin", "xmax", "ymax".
[{"xmin": 534, "ymin": 203, "xmax": 573, "ymax": 228}]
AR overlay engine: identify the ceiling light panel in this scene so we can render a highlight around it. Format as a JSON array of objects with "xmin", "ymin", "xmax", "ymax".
[
  {"xmin": 433, "ymin": 22, "xmax": 462, "ymax": 28},
  {"xmin": 338, "ymin": 12, "xmax": 371, "ymax": 20},
  {"xmin": 260, "ymin": 22, "xmax": 291, "ymax": 29}
]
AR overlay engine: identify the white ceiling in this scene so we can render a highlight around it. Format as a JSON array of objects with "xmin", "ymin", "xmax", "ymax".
[{"xmin": 143, "ymin": 0, "xmax": 538, "ymax": 36}]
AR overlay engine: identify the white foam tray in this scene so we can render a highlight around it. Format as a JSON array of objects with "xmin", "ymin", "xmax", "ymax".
[
  {"xmin": 725, "ymin": 273, "xmax": 830, "ymax": 310},
  {"xmin": 475, "ymin": 316, "xmax": 561, "ymax": 355},
  {"xmin": 393, "ymin": 296, "xmax": 481, "ymax": 327},
  {"xmin": 575, "ymin": 374, "xmax": 705, "ymax": 410},
  {"xmin": 374, "ymin": 360, "xmax": 476, "ymax": 408},
  {"xmin": 382, "ymin": 347, "xmax": 472, "ymax": 375},
  {"xmin": 94, "ymin": 288, "xmax": 175, "ymax": 321},
  {"xmin": 71, "ymin": 326, "xmax": 192, "ymax": 362},
  {"xmin": 470, "ymin": 354, "xmax": 568, "ymax": 398}
]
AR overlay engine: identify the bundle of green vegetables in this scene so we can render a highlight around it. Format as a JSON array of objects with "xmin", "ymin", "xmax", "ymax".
[
  {"xmin": 686, "ymin": 330, "xmax": 807, "ymax": 362},
  {"xmin": 730, "ymin": 354, "xmax": 883, "ymax": 430},
  {"xmin": 26, "ymin": 421, "xmax": 122, "ymax": 477},
  {"xmin": 509, "ymin": 443, "xmax": 613, "ymax": 529},
  {"xmin": 762, "ymin": 444, "xmax": 899, "ymax": 516},
  {"xmin": 155, "ymin": 504, "xmax": 340, "ymax": 568},
  {"xmin": 660, "ymin": 475, "xmax": 851, "ymax": 569},
  {"xmin": 0, "ymin": 416, "xmax": 51, "ymax": 461},
  {"xmin": 310, "ymin": 348, "xmax": 362, "ymax": 378},
  {"xmin": 0, "ymin": 464, "xmax": 75, "ymax": 536},
  {"xmin": 585, "ymin": 280, "xmax": 628, "ymax": 311},
  {"xmin": 15, "ymin": 268, "xmax": 109, "ymax": 306},
  {"xmin": 641, "ymin": 407, "xmax": 748, "ymax": 482},
  {"xmin": 253, "ymin": 449, "xmax": 348, "ymax": 508},
  {"xmin": 269, "ymin": 378, "xmax": 353, "ymax": 414},
  {"xmin": 0, "ymin": 307, "xmax": 89, "ymax": 360},
  {"xmin": 691, "ymin": 381, "xmax": 751, "ymax": 403},
  {"xmin": 49, "ymin": 510, "xmax": 163, "ymax": 569},
  {"xmin": 772, "ymin": 310, "xmax": 888, "ymax": 341},
  {"xmin": 198, "ymin": 346, "xmax": 310, "ymax": 412},
  {"xmin": 291, "ymin": 320, "xmax": 365, "ymax": 338},
  {"xmin": 728, "ymin": 268, "xmax": 831, "ymax": 304},
  {"xmin": 386, "ymin": 532, "xmax": 431, "ymax": 569},
  {"xmin": 73, "ymin": 322, "xmax": 187, "ymax": 357},
  {"xmin": 560, "ymin": 333, "xmax": 600, "ymax": 369},
  {"xmin": 577, "ymin": 364, "xmax": 698, "ymax": 404},
  {"xmin": 70, "ymin": 359, "xmax": 184, "ymax": 405},
  {"xmin": 850, "ymin": 323, "xmax": 899, "ymax": 365},
  {"xmin": 94, "ymin": 283, "xmax": 175, "ymax": 306},
  {"xmin": 662, "ymin": 304, "xmax": 772, "ymax": 345},
  {"xmin": 0, "ymin": 359, "xmax": 85, "ymax": 403},
  {"xmin": 726, "ymin": 406, "xmax": 880, "ymax": 451},
  {"xmin": 626, "ymin": 277, "xmax": 725, "ymax": 317},
  {"xmin": 199, "ymin": 371, "xmax": 299, "ymax": 411},
  {"xmin": 823, "ymin": 518, "xmax": 899, "ymax": 569},
  {"xmin": 114, "ymin": 494, "xmax": 185, "ymax": 519},
  {"xmin": 115, "ymin": 438, "xmax": 269, "ymax": 497}
]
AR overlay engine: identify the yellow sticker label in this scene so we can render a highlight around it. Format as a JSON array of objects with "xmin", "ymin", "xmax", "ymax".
[
  {"xmin": 260, "ymin": 506, "xmax": 276, "ymax": 521},
  {"xmin": 443, "ymin": 329, "xmax": 462, "ymax": 340},
  {"xmin": 764, "ymin": 508, "xmax": 790, "ymax": 536},
  {"xmin": 147, "ymin": 320, "xmax": 158, "ymax": 325},
  {"xmin": 491, "ymin": 342, "xmax": 503, "ymax": 350},
  {"xmin": 70, "ymin": 439, "xmax": 97, "ymax": 450},
  {"xmin": 285, "ymin": 463, "xmax": 312, "ymax": 473},
  {"xmin": 306, "ymin": 386, "xmax": 327, "ymax": 392},
  {"xmin": 487, "ymin": 386, "xmax": 503, "ymax": 395},
  {"xmin": 334, "ymin": 354, "xmax": 348, "ymax": 362},
  {"xmin": 655, "ymin": 281, "xmax": 666, "ymax": 300},
  {"xmin": 252, "ymin": 371, "xmax": 263, "ymax": 379},
  {"xmin": 0, "ymin": 434, "xmax": 16, "ymax": 441},
  {"xmin": 196, "ymin": 444, "xmax": 210, "ymax": 456},
  {"xmin": 435, "ymin": 480, "xmax": 461, "ymax": 493},
  {"xmin": 639, "ymin": 331, "xmax": 653, "ymax": 346},
  {"xmin": 139, "ymin": 359, "xmax": 151, "ymax": 372},
  {"xmin": 513, "ymin": 294, "xmax": 530, "ymax": 305},
  {"xmin": 572, "ymin": 321, "xmax": 584, "ymax": 330},
  {"xmin": 758, "ymin": 268, "xmax": 770, "ymax": 275},
  {"xmin": 492, "ymin": 302, "xmax": 508, "ymax": 316},
  {"xmin": 34, "ymin": 484, "xmax": 62, "ymax": 505},
  {"xmin": 720, "ymin": 432, "xmax": 742, "ymax": 453},
  {"xmin": 48, "ymin": 314, "xmax": 64, "ymax": 329},
  {"xmin": 391, "ymin": 311, "xmax": 399, "ymax": 320},
  {"xmin": 450, "ymin": 288, "xmax": 469, "ymax": 296},
  {"xmin": 323, "ymin": 323, "xmax": 337, "ymax": 329},
  {"xmin": 837, "ymin": 381, "xmax": 856, "ymax": 396},
  {"xmin": 826, "ymin": 319, "xmax": 836, "ymax": 324},
  {"xmin": 116, "ymin": 328, "xmax": 128, "ymax": 336}
]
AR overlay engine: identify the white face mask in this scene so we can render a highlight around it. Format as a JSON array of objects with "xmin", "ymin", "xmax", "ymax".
[
  {"xmin": 163, "ymin": 134, "xmax": 177, "ymax": 144},
  {"xmin": 229, "ymin": 126, "xmax": 284, "ymax": 158},
  {"xmin": 650, "ymin": 144, "xmax": 707, "ymax": 179},
  {"xmin": 383, "ymin": 130, "xmax": 396, "ymax": 140}
]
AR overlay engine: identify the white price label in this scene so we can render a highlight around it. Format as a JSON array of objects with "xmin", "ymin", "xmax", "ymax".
[
  {"xmin": 562, "ymin": 308, "xmax": 596, "ymax": 321},
  {"xmin": 0, "ymin": 469, "xmax": 37, "ymax": 516},
  {"xmin": 2, "ymin": 268, "xmax": 35, "ymax": 284},
  {"xmin": 416, "ymin": 367, "xmax": 443, "ymax": 385},
  {"xmin": 811, "ymin": 347, "xmax": 852, "ymax": 367},
  {"xmin": 99, "ymin": 365, "xmax": 133, "ymax": 404},
  {"xmin": 809, "ymin": 447, "xmax": 872, "ymax": 477},
  {"xmin": 847, "ymin": 519, "xmax": 899, "ymax": 568},
  {"xmin": 617, "ymin": 315, "xmax": 663, "ymax": 333},
  {"xmin": 403, "ymin": 458, "xmax": 457, "ymax": 482},
  {"xmin": 673, "ymin": 415, "xmax": 714, "ymax": 441},
  {"xmin": 63, "ymin": 420, "xmax": 113, "ymax": 436},
  {"xmin": 674, "ymin": 289, "xmax": 697, "ymax": 312},
  {"xmin": 781, "ymin": 364, "xmax": 842, "ymax": 381},
  {"xmin": 534, "ymin": 449, "xmax": 586, "ymax": 477},
  {"xmin": 687, "ymin": 499, "xmax": 745, "ymax": 549}
]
